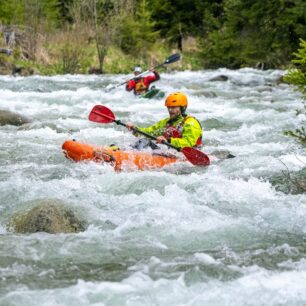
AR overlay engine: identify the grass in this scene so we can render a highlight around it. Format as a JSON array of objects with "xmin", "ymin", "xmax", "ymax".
[{"xmin": 0, "ymin": 31, "xmax": 205, "ymax": 75}]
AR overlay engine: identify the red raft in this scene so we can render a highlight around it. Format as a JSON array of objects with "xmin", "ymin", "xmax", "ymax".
[{"xmin": 62, "ymin": 140, "xmax": 182, "ymax": 171}]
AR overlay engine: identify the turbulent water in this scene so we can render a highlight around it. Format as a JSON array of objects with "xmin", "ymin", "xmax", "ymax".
[{"xmin": 0, "ymin": 69, "xmax": 306, "ymax": 306}]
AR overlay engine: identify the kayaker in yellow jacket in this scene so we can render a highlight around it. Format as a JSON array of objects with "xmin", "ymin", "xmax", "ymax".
[{"xmin": 126, "ymin": 92, "xmax": 203, "ymax": 149}]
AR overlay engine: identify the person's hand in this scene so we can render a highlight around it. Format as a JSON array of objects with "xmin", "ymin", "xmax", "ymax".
[
  {"xmin": 156, "ymin": 136, "xmax": 167, "ymax": 144},
  {"xmin": 149, "ymin": 65, "xmax": 155, "ymax": 72},
  {"xmin": 126, "ymin": 122, "xmax": 134, "ymax": 131}
]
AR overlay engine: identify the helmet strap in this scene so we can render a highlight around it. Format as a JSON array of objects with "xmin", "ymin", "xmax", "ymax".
[{"xmin": 180, "ymin": 107, "xmax": 187, "ymax": 116}]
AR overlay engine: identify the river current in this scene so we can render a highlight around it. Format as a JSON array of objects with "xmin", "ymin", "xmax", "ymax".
[{"xmin": 0, "ymin": 69, "xmax": 306, "ymax": 305}]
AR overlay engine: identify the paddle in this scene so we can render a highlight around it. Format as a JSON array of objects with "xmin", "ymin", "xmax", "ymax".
[
  {"xmin": 106, "ymin": 53, "xmax": 181, "ymax": 91},
  {"xmin": 89, "ymin": 105, "xmax": 210, "ymax": 166}
]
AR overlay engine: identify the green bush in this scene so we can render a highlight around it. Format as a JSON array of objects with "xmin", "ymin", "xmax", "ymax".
[{"xmin": 284, "ymin": 38, "xmax": 306, "ymax": 145}]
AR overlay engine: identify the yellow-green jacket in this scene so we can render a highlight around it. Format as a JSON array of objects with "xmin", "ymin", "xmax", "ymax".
[{"xmin": 137, "ymin": 115, "xmax": 203, "ymax": 149}]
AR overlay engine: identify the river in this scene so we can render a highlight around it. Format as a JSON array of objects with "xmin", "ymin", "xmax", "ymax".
[{"xmin": 0, "ymin": 69, "xmax": 306, "ymax": 305}]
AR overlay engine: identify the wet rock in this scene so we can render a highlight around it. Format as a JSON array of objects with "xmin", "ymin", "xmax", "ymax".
[
  {"xmin": 88, "ymin": 67, "xmax": 102, "ymax": 74},
  {"xmin": 276, "ymin": 75, "xmax": 288, "ymax": 85},
  {"xmin": 269, "ymin": 167, "xmax": 306, "ymax": 195},
  {"xmin": 0, "ymin": 109, "xmax": 31, "ymax": 126},
  {"xmin": 210, "ymin": 150, "xmax": 235, "ymax": 160},
  {"xmin": 8, "ymin": 199, "xmax": 87, "ymax": 234},
  {"xmin": 12, "ymin": 65, "xmax": 36, "ymax": 76},
  {"xmin": 193, "ymin": 91, "xmax": 217, "ymax": 98},
  {"xmin": 209, "ymin": 75, "xmax": 229, "ymax": 82},
  {"xmin": 255, "ymin": 62, "xmax": 265, "ymax": 70},
  {"xmin": 0, "ymin": 48, "xmax": 12, "ymax": 55}
]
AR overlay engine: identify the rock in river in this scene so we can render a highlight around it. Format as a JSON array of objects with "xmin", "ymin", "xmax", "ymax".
[
  {"xmin": 8, "ymin": 199, "xmax": 87, "ymax": 234},
  {"xmin": 0, "ymin": 109, "xmax": 31, "ymax": 126}
]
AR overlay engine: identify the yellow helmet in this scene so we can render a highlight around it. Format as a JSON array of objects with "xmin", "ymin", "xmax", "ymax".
[{"xmin": 165, "ymin": 92, "xmax": 188, "ymax": 107}]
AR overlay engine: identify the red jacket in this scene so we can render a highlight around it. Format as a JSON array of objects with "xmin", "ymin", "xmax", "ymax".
[{"xmin": 126, "ymin": 71, "xmax": 160, "ymax": 95}]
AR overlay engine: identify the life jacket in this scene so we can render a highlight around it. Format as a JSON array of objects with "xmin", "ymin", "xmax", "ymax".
[
  {"xmin": 164, "ymin": 116, "xmax": 203, "ymax": 148},
  {"xmin": 134, "ymin": 78, "xmax": 147, "ymax": 95}
]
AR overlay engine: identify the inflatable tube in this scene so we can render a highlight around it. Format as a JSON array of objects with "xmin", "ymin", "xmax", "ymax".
[{"xmin": 62, "ymin": 140, "xmax": 179, "ymax": 171}]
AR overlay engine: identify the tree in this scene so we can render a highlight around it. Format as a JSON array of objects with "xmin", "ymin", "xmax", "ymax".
[
  {"xmin": 200, "ymin": 0, "xmax": 306, "ymax": 68},
  {"xmin": 0, "ymin": 0, "xmax": 24, "ymax": 25},
  {"xmin": 149, "ymin": 0, "xmax": 203, "ymax": 51},
  {"xmin": 117, "ymin": 0, "xmax": 158, "ymax": 57},
  {"xmin": 284, "ymin": 38, "xmax": 306, "ymax": 145},
  {"xmin": 76, "ymin": 0, "xmax": 128, "ymax": 73},
  {"xmin": 0, "ymin": 0, "xmax": 60, "ymax": 60},
  {"xmin": 56, "ymin": 0, "xmax": 74, "ymax": 23}
]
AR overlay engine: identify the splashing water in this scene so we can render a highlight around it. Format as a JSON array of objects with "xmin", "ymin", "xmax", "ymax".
[{"xmin": 0, "ymin": 69, "xmax": 305, "ymax": 306}]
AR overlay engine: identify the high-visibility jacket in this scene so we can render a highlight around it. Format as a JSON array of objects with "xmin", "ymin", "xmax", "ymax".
[
  {"xmin": 126, "ymin": 71, "xmax": 160, "ymax": 95},
  {"xmin": 137, "ymin": 115, "xmax": 203, "ymax": 149}
]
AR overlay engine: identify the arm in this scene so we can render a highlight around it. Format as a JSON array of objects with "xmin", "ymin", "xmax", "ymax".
[
  {"xmin": 126, "ymin": 79, "xmax": 136, "ymax": 91},
  {"xmin": 136, "ymin": 118, "xmax": 168, "ymax": 137},
  {"xmin": 170, "ymin": 118, "xmax": 202, "ymax": 148},
  {"xmin": 144, "ymin": 71, "xmax": 160, "ymax": 86}
]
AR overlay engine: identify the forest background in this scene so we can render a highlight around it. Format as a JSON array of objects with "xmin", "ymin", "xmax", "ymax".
[{"xmin": 0, "ymin": 0, "xmax": 305, "ymax": 75}]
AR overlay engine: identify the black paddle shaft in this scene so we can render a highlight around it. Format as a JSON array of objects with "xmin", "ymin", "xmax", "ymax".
[
  {"xmin": 108, "ymin": 53, "xmax": 181, "ymax": 90},
  {"xmin": 114, "ymin": 119, "xmax": 180, "ymax": 151},
  {"xmin": 88, "ymin": 105, "xmax": 210, "ymax": 166}
]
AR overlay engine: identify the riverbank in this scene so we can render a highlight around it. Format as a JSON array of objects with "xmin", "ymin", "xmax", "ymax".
[{"xmin": 0, "ymin": 40, "xmax": 203, "ymax": 76}]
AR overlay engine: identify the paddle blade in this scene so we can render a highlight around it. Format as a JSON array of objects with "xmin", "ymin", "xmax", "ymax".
[
  {"xmin": 164, "ymin": 53, "xmax": 181, "ymax": 65},
  {"xmin": 89, "ymin": 105, "xmax": 115, "ymax": 124},
  {"xmin": 181, "ymin": 147, "xmax": 210, "ymax": 166}
]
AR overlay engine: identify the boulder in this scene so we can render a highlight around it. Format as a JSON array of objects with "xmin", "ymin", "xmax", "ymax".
[
  {"xmin": 8, "ymin": 199, "xmax": 87, "ymax": 234},
  {"xmin": 211, "ymin": 150, "xmax": 235, "ymax": 160},
  {"xmin": 209, "ymin": 75, "xmax": 229, "ymax": 82},
  {"xmin": 0, "ymin": 109, "xmax": 31, "ymax": 126}
]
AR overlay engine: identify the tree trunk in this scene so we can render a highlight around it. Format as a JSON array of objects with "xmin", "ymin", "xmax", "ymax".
[
  {"xmin": 178, "ymin": 22, "xmax": 183, "ymax": 51},
  {"xmin": 177, "ymin": 36, "xmax": 183, "ymax": 51}
]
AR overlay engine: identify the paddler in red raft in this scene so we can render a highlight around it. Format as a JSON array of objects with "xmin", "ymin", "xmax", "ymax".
[
  {"xmin": 126, "ymin": 92, "xmax": 203, "ymax": 151},
  {"xmin": 126, "ymin": 65, "xmax": 160, "ymax": 96}
]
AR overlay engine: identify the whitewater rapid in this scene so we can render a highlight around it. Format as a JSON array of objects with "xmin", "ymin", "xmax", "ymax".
[{"xmin": 0, "ymin": 69, "xmax": 305, "ymax": 306}]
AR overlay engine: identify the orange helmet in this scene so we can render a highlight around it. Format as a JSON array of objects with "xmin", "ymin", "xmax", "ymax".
[{"xmin": 165, "ymin": 92, "xmax": 188, "ymax": 107}]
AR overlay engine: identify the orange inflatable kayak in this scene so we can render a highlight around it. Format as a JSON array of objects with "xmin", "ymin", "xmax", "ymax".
[{"xmin": 62, "ymin": 140, "xmax": 180, "ymax": 171}]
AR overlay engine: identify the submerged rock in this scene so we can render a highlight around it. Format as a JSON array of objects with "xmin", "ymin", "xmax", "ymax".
[
  {"xmin": 193, "ymin": 91, "xmax": 217, "ymax": 98},
  {"xmin": 209, "ymin": 75, "xmax": 229, "ymax": 82},
  {"xmin": 9, "ymin": 199, "xmax": 87, "ymax": 234},
  {"xmin": 0, "ymin": 109, "xmax": 31, "ymax": 126},
  {"xmin": 210, "ymin": 150, "xmax": 235, "ymax": 160}
]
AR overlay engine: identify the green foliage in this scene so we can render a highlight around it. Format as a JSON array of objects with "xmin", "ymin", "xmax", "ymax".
[
  {"xmin": 180, "ymin": 51, "xmax": 203, "ymax": 70},
  {"xmin": 117, "ymin": 0, "xmax": 158, "ymax": 57},
  {"xmin": 57, "ymin": 43, "xmax": 82, "ymax": 73},
  {"xmin": 0, "ymin": 0, "xmax": 61, "ymax": 28},
  {"xmin": 284, "ymin": 38, "xmax": 306, "ymax": 146},
  {"xmin": 0, "ymin": 0, "xmax": 306, "ymax": 73},
  {"xmin": 0, "ymin": 0, "xmax": 24, "ymax": 24},
  {"xmin": 284, "ymin": 39, "xmax": 306, "ymax": 95},
  {"xmin": 200, "ymin": 0, "xmax": 306, "ymax": 68},
  {"xmin": 284, "ymin": 127, "xmax": 306, "ymax": 145},
  {"xmin": 40, "ymin": 0, "xmax": 62, "ymax": 29},
  {"xmin": 56, "ymin": 0, "xmax": 74, "ymax": 23},
  {"xmin": 149, "ymin": 0, "xmax": 204, "ymax": 50}
]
